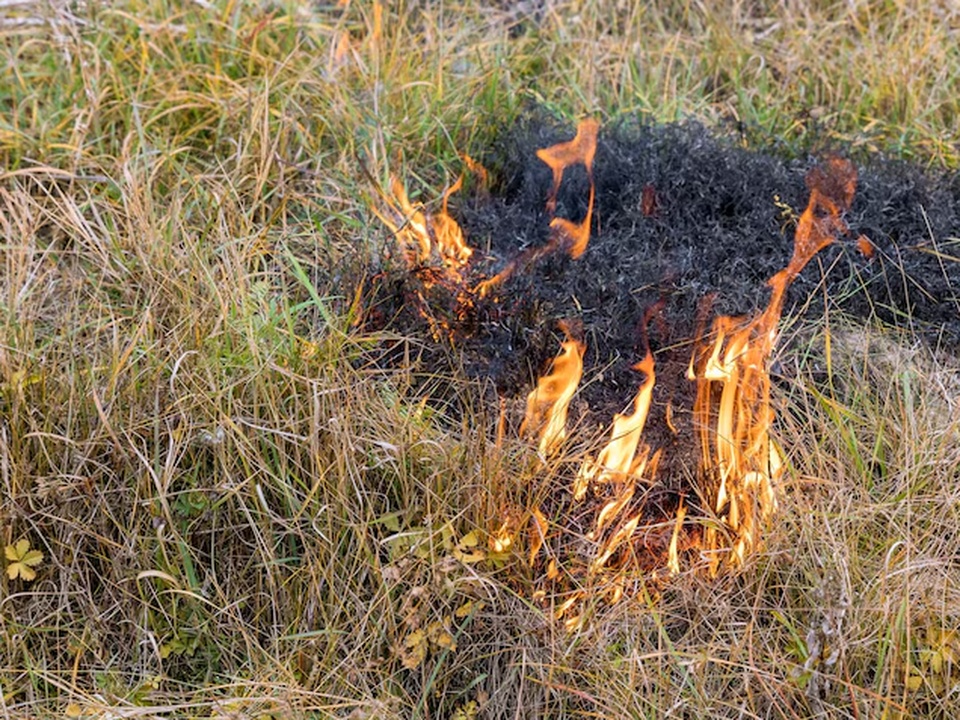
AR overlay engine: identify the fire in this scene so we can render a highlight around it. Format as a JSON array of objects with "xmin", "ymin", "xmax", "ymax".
[
  {"xmin": 367, "ymin": 161, "xmax": 486, "ymax": 341},
  {"xmin": 365, "ymin": 123, "xmax": 859, "ymax": 617},
  {"xmin": 374, "ymin": 118, "xmax": 598, "ymax": 288},
  {"xmin": 518, "ymin": 155, "xmax": 857, "ymax": 614},
  {"xmin": 372, "ymin": 175, "xmax": 473, "ymax": 274},
  {"xmin": 476, "ymin": 119, "xmax": 600, "ymax": 297},
  {"xmin": 536, "ymin": 118, "xmax": 599, "ymax": 259},
  {"xmin": 436, "ymin": 175, "xmax": 473, "ymax": 268},
  {"xmin": 574, "ymin": 351, "xmax": 655, "ymax": 501},
  {"xmin": 520, "ymin": 324, "xmax": 585, "ymax": 456},
  {"xmin": 690, "ymin": 156, "xmax": 857, "ymax": 573}
]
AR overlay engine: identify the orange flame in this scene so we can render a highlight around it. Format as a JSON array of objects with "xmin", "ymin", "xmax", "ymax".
[
  {"xmin": 373, "ymin": 172, "xmax": 474, "ymax": 275},
  {"xmin": 538, "ymin": 119, "xmax": 599, "ymax": 213},
  {"xmin": 436, "ymin": 175, "xmax": 473, "ymax": 268},
  {"xmin": 372, "ymin": 136, "xmax": 858, "ymax": 608},
  {"xmin": 519, "ymin": 157, "xmax": 857, "ymax": 607},
  {"xmin": 474, "ymin": 120, "xmax": 600, "ymax": 298},
  {"xmin": 371, "ymin": 177, "xmax": 433, "ymax": 266},
  {"xmin": 690, "ymin": 156, "xmax": 857, "ymax": 573},
  {"xmin": 520, "ymin": 328, "xmax": 585, "ymax": 456},
  {"xmin": 537, "ymin": 118, "xmax": 599, "ymax": 258}
]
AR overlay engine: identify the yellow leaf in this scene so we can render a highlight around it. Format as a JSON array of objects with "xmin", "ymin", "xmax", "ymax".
[
  {"xmin": 65, "ymin": 703, "xmax": 83, "ymax": 718},
  {"xmin": 451, "ymin": 700, "xmax": 478, "ymax": 720},
  {"xmin": 12, "ymin": 563, "xmax": 36, "ymax": 581},
  {"xmin": 401, "ymin": 630, "xmax": 427, "ymax": 670},
  {"xmin": 929, "ymin": 674, "xmax": 945, "ymax": 693},
  {"xmin": 906, "ymin": 672, "xmax": 923, "ymax": 692},
  {"xmin": 454, "ymin": 531, "xmax": 485, "ymax": 563},
  {"xmin": 4, "ymin": 539, "xmax": 43, "ymax": 582},
  {"xmin": 453, "ymin": 547, "xmax": 485, "ymax": 564},
  {"xmin": 455, "ymin": 600, "xmax": 484, "ymax": 618},
  {"xmin": 441, "ymin": 523, "xmax": 455, "ymax": 552},
  {"xmin": 930, "ymin": 650, "xmax": 943, "ymax": 675},
  {"xmin": 433, "ymin": 630, "xmax": 456, "ymax": 651},
  {"xmin": 20, "ymin": 549, "xmax": 43, "ymax": 567},
  {"xmin": 427, "ymin": 620, "xmax": 457, "ymax": 652}
]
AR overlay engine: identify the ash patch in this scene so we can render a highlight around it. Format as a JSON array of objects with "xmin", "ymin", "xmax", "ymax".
[
  {"xmin": 364, "ymin": 117, "xmax": 960, "ymax": 425},
  {"xmin": 466, "ymin": 118, "xmax": 959, "ymax": 336}
]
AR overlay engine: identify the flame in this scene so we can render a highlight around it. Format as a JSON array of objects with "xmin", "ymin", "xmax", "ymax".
[
  {"xmin": 690, "ymin": 156, "xmax": 857, "ymax": 573},
  {"xmin": 369, "ymin": 131, "xmax": 858, "ymax": 612},
  {"xmin": 473, "ymin": 120, "xmax": 601, "ymax": 298},
  {"xmin": 520, "ymin": 328, "xmax": 585, "ymax": 456},
  {"xmin": 537, "ymin": 118, "xmax": 599, "ymax": 258},
  {"xmin": 537, "ymin": 118, "xmax": 599, "ymax": 213},
  {"xmin": 667, "ymin": 500, "xmax": 687, "ymax": 575},
  {"xmin": 371, "ymin": 177, "xmax": 433, "ymax": 267},
  {"xmin": 574, "ymin": 351, "xmax": 655, "ymax": 500},
  {"xmin": 462, "ymin": 154, "xmax": 489, "ymax": 192},
  {"xmin": 373, "ymin": 172, "xmax": 474, "ymax": 275},
  {"xmin": 518, "ymin": 157, "xmax": 857, "ymax": 611},
  {"xmin": 436, "ymin": 175, "xmax": 473, "ymax": 268}
]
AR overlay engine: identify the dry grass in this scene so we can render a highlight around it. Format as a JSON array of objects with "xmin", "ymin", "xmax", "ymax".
[{"xmin": 2, "ymin": 1, "xmax": 960, "ymax": 718}]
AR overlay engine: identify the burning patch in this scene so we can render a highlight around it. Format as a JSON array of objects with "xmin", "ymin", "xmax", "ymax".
[{"xmin": 364, "ymin": 122, "xmax": 864, "ymax": 622}]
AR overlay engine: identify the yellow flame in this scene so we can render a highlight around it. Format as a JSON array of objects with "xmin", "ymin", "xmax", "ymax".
[
  {"xmin": 590, "ymin": 514, "xmax": 640, "ymax": 575},
  {"xmin": 574, "ymin": 351, "xmax": 655, "ymax": 500},
  {"xmin": 373, "ymin": 170, "xmax": 475, "ymax": 276},
  {"xmin": 667, "ymin": 501, "xmax": 687, "ymax": 576},
  {"xmin": 691, "ymin": 156, "xmax": 857, "ymax": 574},
  {"xmin": 436, "ymin": 175, "xmax": 473, "ymax": 268},
  {"xmin": 521, "ymin": 334, "xmax": 585, "ymax": 456}
]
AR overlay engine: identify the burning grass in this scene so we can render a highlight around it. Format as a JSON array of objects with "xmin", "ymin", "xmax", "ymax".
[{"xmin": 3, "ymin": 2, "xmax": 960, "ymax": 719}]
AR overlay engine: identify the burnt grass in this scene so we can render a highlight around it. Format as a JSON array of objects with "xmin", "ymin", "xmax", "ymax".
[{"xmin": 360, "ymin": 116, "xmax": 960, "ymax": 486}]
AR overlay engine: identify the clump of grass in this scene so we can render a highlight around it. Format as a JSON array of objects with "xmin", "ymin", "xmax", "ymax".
[{"xmin": 2, "ymin": 1, "xmax": 960, "ymax": 718}]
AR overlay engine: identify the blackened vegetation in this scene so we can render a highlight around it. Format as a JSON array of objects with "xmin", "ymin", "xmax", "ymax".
[{"xmin": 362, "ymin": 118, "xmax": 960, "ymax": 437}]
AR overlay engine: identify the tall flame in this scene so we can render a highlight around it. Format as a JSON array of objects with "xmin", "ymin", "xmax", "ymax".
[
  {"xmin": 574, "ymin": 351, "xmax": 655, "ymax": 501},
  {"xmin": 518, "ymin": 157, "xmax": 857, "ymax": 614},
  {"xmin": 368, "ymin": 129, "xmax": 859, "ymax": 611},
  {"xmin": 520, "ymin": 328, "xmax": 585, "ymax": 456},
  {"xmin": 690, "ymin": 156, "xmax": 857, "ymax": 573},
  {"xmin": 475, "ymin": 119, "xmax": 600, "ymax": 298}
]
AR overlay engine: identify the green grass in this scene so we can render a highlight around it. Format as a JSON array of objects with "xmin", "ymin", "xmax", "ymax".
[{"xmin": 2, "ymin": 1, "xmax": 960, "ymax": 718}]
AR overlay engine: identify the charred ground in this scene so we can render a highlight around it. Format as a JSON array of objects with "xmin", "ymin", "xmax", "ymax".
[{"xmin": 362, "ymin": 116, "xmax": 960, "ymax": 436}]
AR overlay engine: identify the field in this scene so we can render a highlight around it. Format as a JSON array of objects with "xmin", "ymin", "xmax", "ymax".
[{"xmin": 2, "ymin": 1, "xmax": 960, "ymax": 718}]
